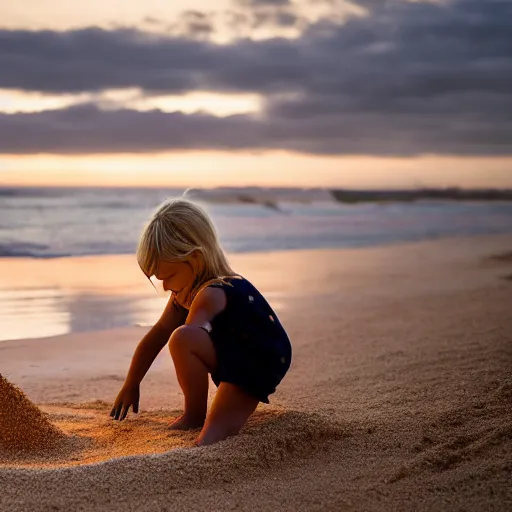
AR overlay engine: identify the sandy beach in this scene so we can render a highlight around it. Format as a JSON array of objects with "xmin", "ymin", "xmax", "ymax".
[{"xmin": 1, "ymin": 234, "xmax": 511, "ymax": 511}]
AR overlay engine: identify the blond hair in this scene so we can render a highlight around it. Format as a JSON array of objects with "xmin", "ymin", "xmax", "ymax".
[{"xmin": 137, "ymin": 198, "xmax": 237, "ymax": 306}]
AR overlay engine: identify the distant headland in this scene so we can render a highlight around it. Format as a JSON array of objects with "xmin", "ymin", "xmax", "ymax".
[{"xmin": 329, "ymin": 188, "xmax": 512, "ymax": 204}]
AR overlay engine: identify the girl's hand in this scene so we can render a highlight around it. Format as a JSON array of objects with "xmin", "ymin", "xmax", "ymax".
[{"xmin": 110, "ymin": 383, "xmax": 140, "ymax": 421}]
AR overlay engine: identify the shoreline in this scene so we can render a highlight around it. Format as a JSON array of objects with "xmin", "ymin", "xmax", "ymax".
[
  {"xmin": 0, "ymin": 232, "xmax": 509, "ymax": 341},
  {"xmin": 1, "ymin": 232, "xmax": 511, "ymax": 344}
]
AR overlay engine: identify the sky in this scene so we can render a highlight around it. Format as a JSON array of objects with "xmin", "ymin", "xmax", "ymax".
[{"xmin": 0, "ymin": 0, "xmax": 511, "ymax": 189}]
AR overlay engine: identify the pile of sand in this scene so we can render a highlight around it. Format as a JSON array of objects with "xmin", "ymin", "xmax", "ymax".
[
  {"xmin": 0, "ymin": 400, "xmax": 346, "ymax": 470},
  {"xmin": 0, "ymin": 374, "xmax": 65, "ymax": 452}
]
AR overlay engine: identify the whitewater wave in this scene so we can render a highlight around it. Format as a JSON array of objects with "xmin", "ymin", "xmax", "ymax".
[{"xmin": 183, "ymin": 187, "xmax": 336, "ymax": 208}]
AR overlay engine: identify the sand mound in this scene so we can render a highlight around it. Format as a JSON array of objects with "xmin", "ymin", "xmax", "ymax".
[
  {"xmin": 0, "ymin": 375, "xmax": 65, "ymax": 452},
  {"xmin": 0, "ymin": 406, "xmax": 347, "ymax": 511},
  {"xmin": 0, "ymin": 403, "xmax": 346, "ymax": 479}
]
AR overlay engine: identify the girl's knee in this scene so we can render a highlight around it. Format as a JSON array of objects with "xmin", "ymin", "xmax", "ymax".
[
  {"xmin": 168, "ymin": 325, "xmax": 196, "ymax": 355},
  {"xmin": 168, "ymin": 326, "xmax": 217, "ymax": 371}
]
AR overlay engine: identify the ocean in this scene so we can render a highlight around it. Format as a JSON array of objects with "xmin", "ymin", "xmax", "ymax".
[{"xmin": 1, "ymin": 186, "xmax": 512, "ymax": 258}]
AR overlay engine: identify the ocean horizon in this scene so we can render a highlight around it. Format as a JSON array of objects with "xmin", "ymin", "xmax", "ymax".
[{"xmin": 1, "ymin": 185, "xmax": 512, "ymax": 259}]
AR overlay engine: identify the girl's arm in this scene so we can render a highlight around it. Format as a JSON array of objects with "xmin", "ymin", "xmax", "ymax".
[
  {"xmin": 124, "ymin": 294, "xmax": 189, "ymax": 387},
  {"xmin": 184, "ymin": 286, "xmax": 227, "ymax": 329},
  {"xmin": 125, "ymin": 294, "xmax": 188, "ymax": 386},
  {"xmin": 111, "ymin": 295, "xmax": 188, "ymax": 420}
]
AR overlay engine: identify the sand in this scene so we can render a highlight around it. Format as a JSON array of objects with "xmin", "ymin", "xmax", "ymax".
[
  {"xmin": 0, "ymin": 234, "xmax": 511, "ymax": 511},
  {"xmin": 0, "ymin": 375, "xmax": 64, "ymax": 452}
]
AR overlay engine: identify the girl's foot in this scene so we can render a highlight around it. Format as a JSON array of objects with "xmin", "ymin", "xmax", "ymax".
[
  {"xmin": 195, "ymin": 425, "xmax": 231, "ymax": 446},
  {"xmin": 194, "ymin": 383, "xmax": 259, "ymax": 446},
  {"xmin": 169, "ymin": 414, "xmax": 205, "ymax": 430}
]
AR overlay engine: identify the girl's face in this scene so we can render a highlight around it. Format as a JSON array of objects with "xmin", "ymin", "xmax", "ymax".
[{"xmin": 154, "ymin": 251, "xmax": 204, "ymax": 294}]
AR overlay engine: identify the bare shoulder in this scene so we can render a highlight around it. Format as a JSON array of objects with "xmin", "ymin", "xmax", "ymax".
[{"xmin": 190, "ymin": 285, "xmax": 227, "ymax": 318}]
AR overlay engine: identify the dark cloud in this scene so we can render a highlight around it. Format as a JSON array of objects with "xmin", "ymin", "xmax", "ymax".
[
  {"xmin": 0, "ymin": 28, "xmax": 221, "ymax": 93},
  {"xmin": 0, "ymin": 0, "xmax": 511, "ymax": 156},
  {"xmin": 1, "ymin": 96, "xmax": 509, "ymax": 156},
  {"xmin": 0, "ymin": 105, "xmax": 264, "ymax": 154},
  {"xmin": 252, "ymin": 10, "xmax": 301, "ymax": 28}
]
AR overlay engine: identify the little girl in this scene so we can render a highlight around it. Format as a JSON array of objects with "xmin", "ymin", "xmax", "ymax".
[{"xmin": 110, "ymin": 198, "xmax": 292, "ymax": 446}]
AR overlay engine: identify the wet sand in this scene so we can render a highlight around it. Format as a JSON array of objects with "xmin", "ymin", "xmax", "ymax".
[{"xmin": 1, "ymin": 234, "xmax": 511, "ymax": 511}]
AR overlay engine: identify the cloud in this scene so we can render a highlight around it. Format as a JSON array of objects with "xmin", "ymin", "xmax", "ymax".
[
  {"xmin": 0, "ymin": 105, "xmax": 262, "ymax": 154},
  {"xmin": 0, "ymin": 0, "xmax": 511, "ymax": 156},
  {"xmin": 231, "ymin": 0, "xmax": 303, "ymax": 29},
  {"xmin": 0, "ymin": 28, "xmax": 220, "ymax": 93},
  {"xmin": 168, "ymin": 10, "xmax": 216, "ymax": 38},
  {"xmin": 1, "ymin": 96, "xmax": 509, "ymax": 156},
  {"xmin": 252, "ymin": 10, "xmax": 301, "ymax": 28}
]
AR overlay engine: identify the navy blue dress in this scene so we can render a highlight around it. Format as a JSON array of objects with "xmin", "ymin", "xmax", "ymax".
[{"xmin": 199, "ymin": 275, "xmax": 292, "ymax": 403}]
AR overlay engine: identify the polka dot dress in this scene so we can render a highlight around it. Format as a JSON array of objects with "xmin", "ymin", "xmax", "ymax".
[{"xmin": 199, "ymin": 275, "xmax": 292, "ymax": 404}]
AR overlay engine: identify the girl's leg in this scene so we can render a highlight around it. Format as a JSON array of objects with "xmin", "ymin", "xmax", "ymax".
[
  {"xmin": 196, "ymin": 382, "xmax": 259, "ymax": 446},
  {"xmin": 168, "ymin": 325, "xmax": 217, "ymax": 429}
]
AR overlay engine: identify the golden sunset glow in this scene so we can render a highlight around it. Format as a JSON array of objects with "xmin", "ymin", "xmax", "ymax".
[
  {"xmin": 1, "ymin": 0, "xmax": 232, "ymax": 31},
  {"xmin": 0, "ymin": 89, "xmax": 261, "ymax": 116},
  {"xmin": 1, "ymin": 153, "xmax": 511, "ymax": 189}
]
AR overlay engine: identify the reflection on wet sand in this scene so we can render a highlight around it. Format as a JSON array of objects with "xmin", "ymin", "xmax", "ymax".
[
  {"xmin": 0, "ymin": 254, "xmax": 159, "ymax": 341},
  {"xmin": 0, "ymin": 288, "xmax": 71, "ymax": 341},
  {"xmin": 0, "ymin": 288, "xmax": 164, "ymax": 342}
]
